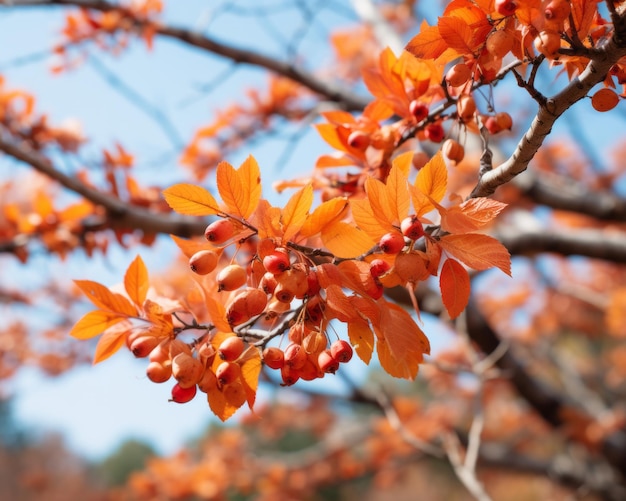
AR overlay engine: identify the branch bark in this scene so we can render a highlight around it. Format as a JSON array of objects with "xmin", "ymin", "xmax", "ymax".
[{"xmin": 0, "ymin": 136, "xmax": 207, "ymax": 237}]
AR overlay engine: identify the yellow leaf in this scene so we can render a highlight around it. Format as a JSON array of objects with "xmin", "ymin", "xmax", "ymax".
[
  {"xmin": 281, "ymin": 183, "xmax": 313, "ymax": 242},
  {"xmin": 348, "ymin": 319, "xmax": 374, "ymax": 364},
  {"xmin": 392, "ymin": 151, "xmax": 413, "ymax": 179},
  {"xmin": 93, "ymin": 322, "xmax": 131, "ymax": 363},
  {"xmin": 386, "ymin": 160, "xmax": 411, "ymax": 223},
  {"xmin": 162, "ymin": 183, "xmax": 220, "ymax": 216},
  {"xmin": 365, "ymin": 177, "xmax": 396, "ymax": 225},
  {"xmin": 74, "ymin": 280, "xmax": 137, "ymax": 316},
  {"xmin": 414, "ymin": 151, "xmax": 447, "ymax": 215},
  {"xmin": 70, "ymin": 310, "xmax": 127, "ymax": 339},
  {"xmin": 300, "ymin": 197, "xmax": 348, "ymax": 237},
  {"xmin": 237, "ymin": 155, "xmax": 262, "ymax": 219},
  {"xmin": 321, "ymin": 220, "xmax": 376, "ymax": 258},
  {"xmin": 350, "ymin": 197, "xmax": 394, "ymax": 240},
  {"xmin": 170, "ymin": 234, "xmax": 217, "ymax": 259},
  {"xmin": 124, "ymin": 255, "xmax": 149, "ymax": 308},
  {"xmin": 206, "ymin": 293, "xmax": 231, "ymax": 333}
]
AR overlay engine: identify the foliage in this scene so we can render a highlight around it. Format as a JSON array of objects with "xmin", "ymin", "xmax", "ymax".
[{"xmin": 2, "ymin": 0, "xmax": 626, "ymax": 499}]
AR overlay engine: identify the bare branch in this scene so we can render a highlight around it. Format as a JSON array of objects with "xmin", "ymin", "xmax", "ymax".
[
  {"xmin": 0, "ymin": 135, "xmax": 207, "ymax": 237},
  {"xmin": 469, "ymin": 38, "xmax": 626, "ymax": 199}
]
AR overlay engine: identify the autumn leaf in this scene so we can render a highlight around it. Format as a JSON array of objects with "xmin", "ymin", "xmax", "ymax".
[
  {"xmin": 170, "ymin": 234, "xmax": 217, "ymax": 259},
  {"xmin": 251, "ymin": 199, "xmax": 282, "ymax": 239},
  {"xmin": 205, "ymin": 293, "xmax": 231, "ymax": 333},
  {"xmin": 124, "ymin": 255, "xmax": 149, "ymax": 308},
  {"xmin": 70, "ymin": 310, "xmax": 128, "ymax": 339},
  {"xmin": 438, "ymin": 233, "xmax": 511, "ymax": 275},
  {"xmin": 439, "ymin": 198, "xmax": 507, "ymax": 234},
  {"xmin": 348, "ymin": 319, "xmax": 375, "ymax": 364},
  {"xmin": 163, "ymin": 183, "xmax": 221, "ymax": 216},
  {"xmin": 281, "ymin": 183, "xmax": 313, "ymax": 242},
  {"xmin": 299, "ymin": 197, "xmax": 348, "ymax": 237},
  {"xmin": 240, "ymin": 348, "xmax": 262, "ymax": 409},
  {"xmin": 373, "ymin": 301, "xmax": 430, "ymax": 379},
  {"xmin": 236, "ymin": 155, "xmax": 262, "ymax": 219},
  {"xmin": 216, "ymin": 157, "xmax": 261, "ymax": 220},
  {"xmin": 438, "ymin": 15, "xmax": 474, "ymax": 55},
  {"xmin": 74, "ymin": 279, "xmax": 137, "ymax": 316},
  {"xmin": 321, "ymin": 220, "xmax": 376, "ymax": 258},
  {"xmin": 350, "ymin": 197, "xmax": 394, "ymax": 240},
  {"xmin": 412, "ymin": 151, "xmax": 447, "ymax": 215},
  {"xmin": 405, "ymin": 20, "xmax": 448, "ymax": 60},
  {"xmin": 92, "ymin": 322, "xmax": 132, "ymax": 364},
  {"xmin": 439, "ymin": 258, "xmax": 471, "ymax": 319}
]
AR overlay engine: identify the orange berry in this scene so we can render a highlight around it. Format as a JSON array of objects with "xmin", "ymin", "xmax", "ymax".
[
  {"xmin": 445, "ymin": 63, "xmax": 472, "ymax": 88},
  {"xmin": 217, "ymin": 263, "xmax": 247, "ymax": 291},
  {"xmin": 591, "ymin": 88, "xmax": 620, "ymax": 112},
  {"xmin": 534, "ymin": 30, "xmax": 561, "ymax": 58},
  {"xmin": 215, "ymin": 360, "xmax": 241, "ymax": 386},
  {"xmin": 347, "ymin": 130, "xmax": 371, "ymax": 150},
  {"xmin": 280, "ymin": 365, "xmax": 300, "ymax": 386},
  {"xmin": 544, "ymin": 0, "xmax": 570, "ymax": 22},
  {"xmin": 218, "ymin": 336, "xmax": 245, "ymax": 361},
  {"xmin": 260, "ymin": 271, "xmax": 278, "ymax": 294},
  {"xmin": 146, "ymin": 361, "xmax": 172, "ymax": 383},
  {"xmin": 284, "ymin": 342, "xmax": 307, "ymax": 370},
  {"xmin": 170, "ymin": 383, "xmax": 197, "ymax": 403},
  {"xmin": 412, "ymin": 151, "xmax": 429, "ymax": 170},
  {"xmin": 129, "ymin": 335, "xmax": 160, "ymax": 358},
  {"xmin": 495, "ymin": 111, "xmax": 513, "ymax": 130},
  {"xmin": 172, "ymin": 352, "xmax": 204, "ymax": 388},
  {"xmin": 457, "ymin": 94, "xmax": 476, "ymax": 122},
  {"xmin": 204, "ymin": 219, "xmax": 235, "ymax": 244},
  {"xmin": 189, "ymin": 250, "xmax": 218, "ymax": 275},
  {"xmin": 262, "ymin": 346, "xmax": 285, "ymax": 370},
  {"xmin": 486, "ymin": 29, "xmax": 514, "ymax": 58},
  {"xmin": 263, "ymin": 248, "xmax": 291, "ymax": 274},
  {"xmin": 226, "ymin": 288, "xmax": 268, "ymax": 326},
  {"xmin": 442, "ymin": 138, "xmax": 465, "ymax": 164}
]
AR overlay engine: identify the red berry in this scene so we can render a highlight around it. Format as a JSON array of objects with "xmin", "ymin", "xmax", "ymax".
[
  {"xmin": 280, "ymin": 365, "xmax": 300, "ymax": 386},
  {"xmin": 263, "ymin": 249, "xmax": 290, "ymax": 274},
  {"xmin": 218, "ymin": 336, "xmax": 245, "ymax": 361},
  {"xmin": 284, "ymin": 343, "xmax": 307, "ymax": 370},
  {"xmin": 347, "ymin": 131, "xmax": 371, "ymax": 150},
  {"xmin": 204, "ymin": 219, "xmax": 235, "ymax": 244},
  {"xmin": 400, "ymin": 216, "xmax": 424, "ymax": 240},
  {"xmin": 409, "ymin": 100, "xmax": 429, "ymax": 122},
  {"xmin": 379, "ymin": 232, "xmax": 405, "ymax": 254},
  {"xmin": 425, "ymin": 123, "xmax": 445, "ymax": 143},
  {"xmin": 318, "ymin": 349, "xmax": 340, "ymax": 374},
  {"xmin": 262, "ymin": 346, "xmax": 285, "ymax": 370},
  {"xmin": 170, "ymin": 383, "xmax": 197, "ymax": 403},
  {"xmin": 369, "ymin": 259, "xmax": 391, "ymax": 279},
  {"xmin": 495, "ymin": 0, "xmax": 517, "ymax": 16},
  {"xmin": 330, "ymin": 339, "xmax": 353, "ymax": 363}
]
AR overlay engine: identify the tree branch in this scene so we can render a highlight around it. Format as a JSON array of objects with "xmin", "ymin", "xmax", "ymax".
[
  {"xmin": 0, "ymin": 136, "xmax": 207, "ymax": 237},
  {"xmin": 5, "ymin": 0, "xmax": 370, "ymax": 111},
  {"xmin": 469, "ymin": 38, "xmax": 626, "ymax": 199}
]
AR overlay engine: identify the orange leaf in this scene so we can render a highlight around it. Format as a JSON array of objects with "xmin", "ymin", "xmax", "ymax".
[
  {"xmin": 438, "ymin": 15, "xmax": 474, "ymax": 54},
  {"xmin": 207, "ymin": 379, "xmax": 240, "ymax": 422},
  {"xmin": 413, "ymin": 151, "xmax": 447, "ymax": 215},
  {"xmin": 350, "ymin": 197, "xmax": 394, "ymax": 240},
  {"xmin": 216, "ymin": 161, "xmax": 245, "ymax": 219},
  {"xmin": 315, "ymin": 153, "xmax": 357, "ymax": 169},
  {"xmin": 170, "ymin": 234, "xmax": 216, "ymax": 259},
  {"xmin": 325, "ymin": 284, "xmax": 359, "ymax": 322},
  {"xmin": 386, "ymin": 159, "xmax": 411, "ymax": 223},
  {"xmin": 315, "ymin": 123, "xmax": 347, "ymax": 151},
  {"xmin": 252, "ymin": 199, "xmax": 282, "ymax": 239},
  {"xmin": 321, "ymin": 220, "xmax": 376, "ymax": 258},
  {"xmin": 70, "ymin": 310, "xmax": 127, "ymax": 339},
  {"xmin": 440, "ymin": 198, "xmax": 507, "ymax": 234},
  {"xmin": 300, "ymin": 197, "xmax": 348, "ymax": 237},
  {"xmin": 163, "ymin": 183, "xmax": 220, "ymax": 216},
  {"xmin": 438, "ymin": 234, "xmax": 511, "ymax": 275},
  {"xmin": 440, "ymin": 258, "xmax": 470, "ymax": 319},
  {"xmin": 205, "ymin": 293, "xmax": 231, "ymax": 333},
  {"xmin": 124, "ymin": 255, "xmax": 149, "ymax": 308},
  {"xmin": 281, "ymin": 183, "xmax": 313, "ymax": 242},
  {"xmin": 373, "ymin": 301, "xmax": 429, "ymax": 379},
  {"xmin": 74, "ymin": 280, "xmax": 137, "ymax": 316},
  {"xmin": 93, "ymin": 322, "xmax": 131, "ymax": 363},
  {"xmin": 365, "ymin": 177, "xmax": 396, "ymax": 225},
  {"xmin": 348, "ymin": 319, "xmax": 374, "ymax": 364},
  {"xmin": 236, "ymin": 155, "xmax": 262, "ymax": 219},
  {"xmin": 240, "ymin": 348, "xmax": 262, "ymax": 409},
  {"xmin": 405, "ymin": 20, "xmax": 448, "ymax": 60}
]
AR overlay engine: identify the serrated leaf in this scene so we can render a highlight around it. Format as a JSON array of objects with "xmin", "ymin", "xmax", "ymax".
[
  {"xmin": 70, "ymin": 310, "xmax": 127, "ymax": 339},
  {"xmin": 74, "ymin": 280, "xmax": 137, "ymax": 316},
  {"xmin": 405, "ymin": 20, "xmax": 448, "ymax": 60},
  {"xmin": 386, "ymin": 160, "xmax": 411, "ymax": 223},
  {"xmin": 414, "ymin": 151, "xmax": 447, "ymax": 215},
  {"xmin": 321, "ymin": 220, "xmax": 376, "ymax": 258},
  {"xmin": 438, "ymin": 233, "xmax": 511, "ymax": 275},
  {"xmin": 350, "ymin": 197, "xmax": 394, "ymax": 240},
  {"xmin": 205, "ymin": 293, "xmax": 231, "ymax": 333},
  {"xmin": 252, "ymin": 199, "xmax": 282, "ymax": 239},
  {"xmin": 365, "ymin": 177, "xmax": 396, "ymax": 225},
  {"xmin": 163, "ymin": 183, "xmax": 220, "ymax": 216},
  {"xmin": 240, "ymin": 348, "xmax": 262, "ymax": 409},
  {"xmin": 237, "ymin": 155, "xmax": 262, "ymax": 219},
  {"xmin": 216, "ymin": 159, "xmax": 260, "ymax": 220},
  {"xmin": 124, "ymin": 255, "xmax": 149, "ymax": 308},
  {"xmin": 281, "ymin": 183, "xmax": 313, "ymax": 242},
  {"xmin": 373, "ymin": 301, "xmax": 429, "ymax": 380},
  {"xmin": 300, "ymin": 197, "xmax": 348, "ymax": 237},
  {"xmin": 440, "ymin": 258, "xmax": 471, "ymax": 319},
  {"xmin": 438, "ymin": 15, "xmax": 473, "ymax": 54},
  {"xmin": 170, "ymin": 234, "xmax": 216, "ymax": 259},
  {"xmin": 440, "ymin": 198, "xmax": 507, "ymax": 234},
  {"xmin": 93, "ymin": 322, "xmax": 131, "ymax": 363}
]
